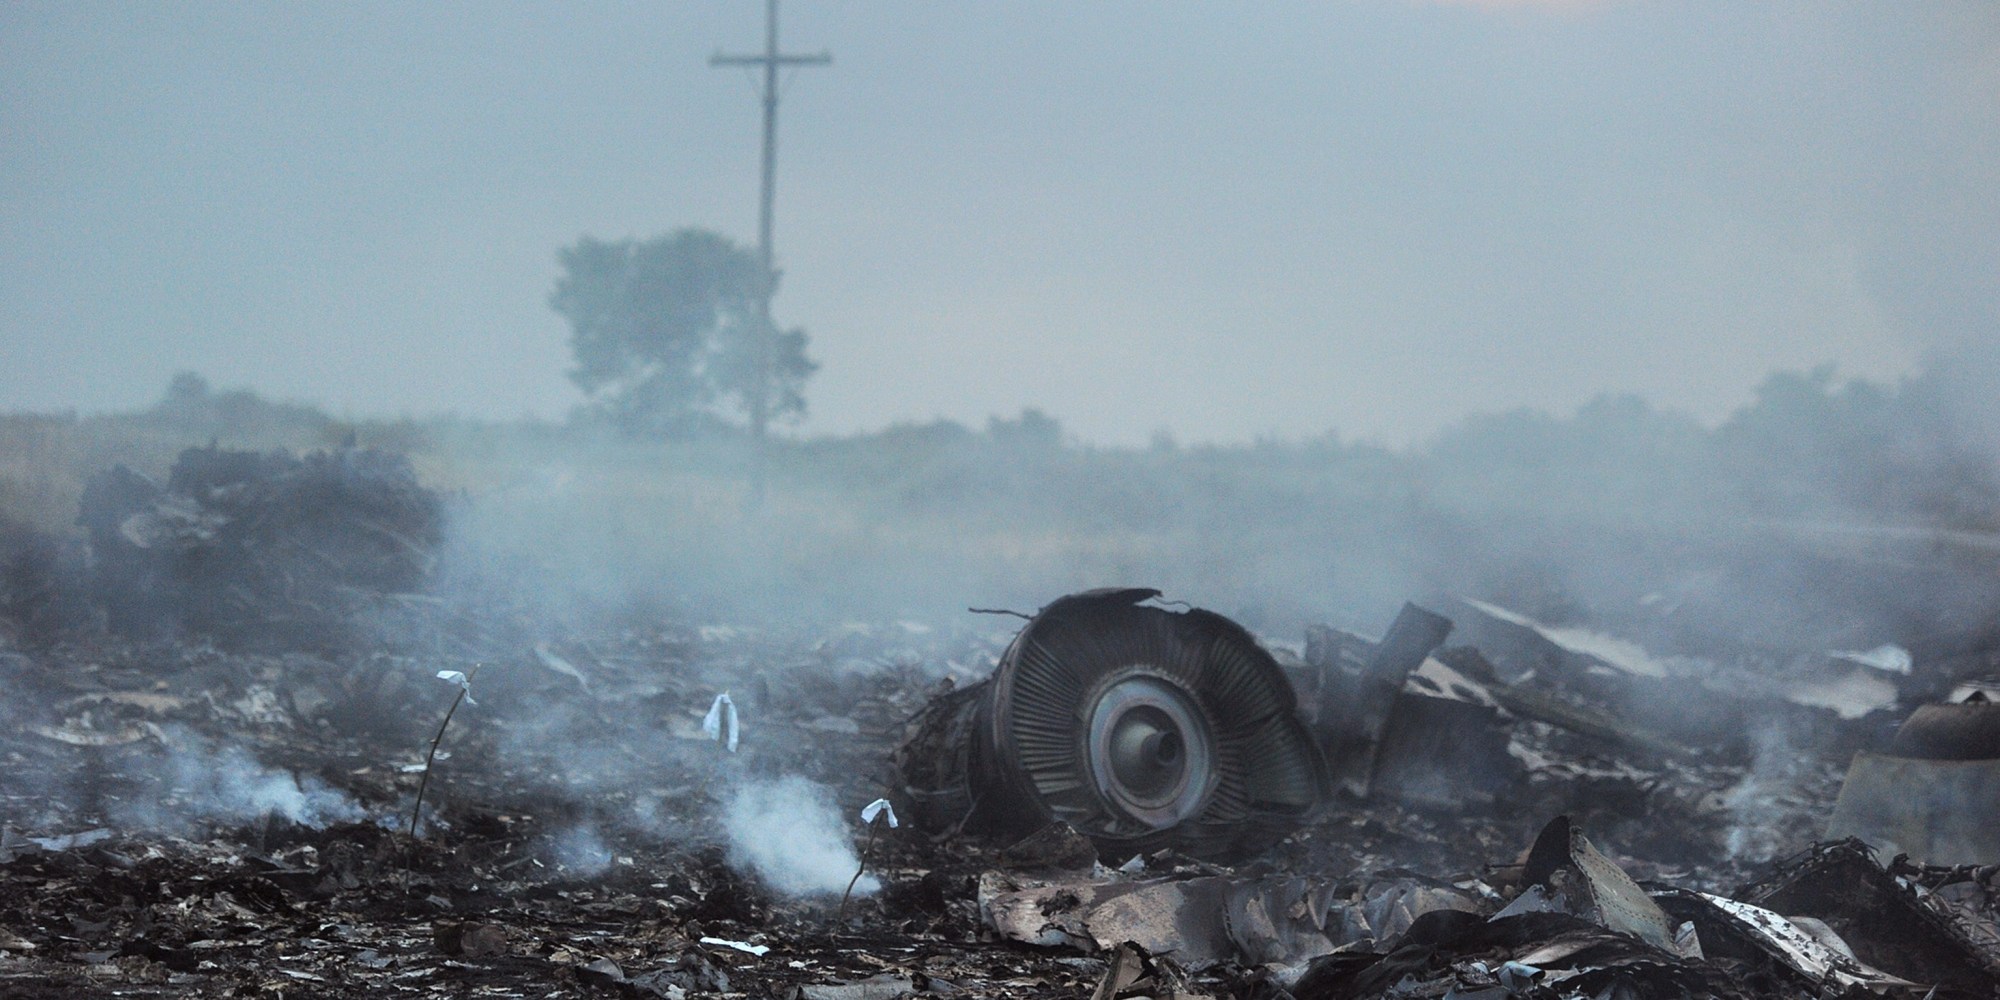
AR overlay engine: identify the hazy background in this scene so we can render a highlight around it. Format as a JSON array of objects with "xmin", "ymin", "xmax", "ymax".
[{"xmin": 4, "ymin": 1, "xmax": 1993, "ymax": 447}]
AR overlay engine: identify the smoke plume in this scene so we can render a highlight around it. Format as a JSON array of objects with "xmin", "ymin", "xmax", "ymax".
[
  {"xmin": 113, "ymin": 728, "xmax": 365, "ymax": 832},
  {"xmin": 722, "ymin": 775, "xmax": 874, "ymax": 898}
]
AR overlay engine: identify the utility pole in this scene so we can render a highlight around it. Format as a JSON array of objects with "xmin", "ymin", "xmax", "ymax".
[{"xmin": 711, "ymin": 0, "xmax": 829, "ymax": 498}]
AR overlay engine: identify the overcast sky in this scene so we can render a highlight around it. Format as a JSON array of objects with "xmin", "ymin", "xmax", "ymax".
[{"xmin": 2, "ymin": 2, "xmax": 1994, "ymax": 446}]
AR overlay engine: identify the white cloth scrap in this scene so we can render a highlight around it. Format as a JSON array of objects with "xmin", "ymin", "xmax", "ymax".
[
  {"xmin": 861, "ymin": 798, "xmax": 898, "ymax": 828},
  {"xmin": 699, "ymin": 936, "xmax": 769, "ymax": 957},
  {"xmin": 1830, "ymin": 644, "xmax": 1913, "ymax": 675},
  {"xmin": 435, "ymin": 670, "xmax": 476, "ymax": 706},
  {"xmin": 703, "ymin": 693, "xmax": 740, "ymax": 753}
]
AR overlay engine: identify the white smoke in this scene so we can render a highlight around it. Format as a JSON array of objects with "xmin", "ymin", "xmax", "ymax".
[
  {"xmin": 1721, "ymin": 725, "xmax": 1801, "ymax": 863},
  {"xmin": 551, "ymin": 823, "xmax": 614, "ymax": 875},
  {"xmin": 721, "ymin": 775, "xmax": 875, "ymax": 898},
  {"xmin": 114, "ymin": 728, "xmax": 364, "ymax": 831}
]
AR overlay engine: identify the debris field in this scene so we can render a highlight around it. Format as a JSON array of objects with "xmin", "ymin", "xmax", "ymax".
[{"xmin": 1, "ymin": 445, "xmax": 1998, "ymax": 999}]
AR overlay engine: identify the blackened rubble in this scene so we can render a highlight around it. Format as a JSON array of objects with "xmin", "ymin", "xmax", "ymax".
[
  {"xmin": 0, "ymin": 606, "xmax": 1987, "ymax": 999},
  {"xmin": 897, "ymin": 589, "xmax": 2000, "ymax": 996},
  {"xmin": 2, "ymin": 456, "xmax": 1999, "ymax": 997},
  {"xmin": 76, "ymin": 444, "xmax": 445, "ymax": 652}
]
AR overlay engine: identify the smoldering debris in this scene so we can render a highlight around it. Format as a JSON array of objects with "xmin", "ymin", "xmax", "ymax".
[
  {"xmin": 892, "ymin": 589, "xmax": 1893, "ymax": 865},
  {"xmin": 75, "ymin": 443, "xmax": 445, "ymax": 652},
  {"xmin": 964, "ymin": 808, "xmax": 2000, "ymax": 996},
  {"xmin": 723, "ymin": 776, "xmax": 875, "ymax": 898},
  {"xmin": 0, "ymin": 616, "xmax": 1984, "ymax": 1000},
  {"xmin": 110, "ymin": 727, "xmax": 366, "ymax": 832},
  {"xmin": 890, "ymin": 589, "xmax": 2000, "ymax": 994},
  {"xmin": 0, "ymin": 604, "xmax": 1116, "ymax": 997},
  {"xmin": 7, "ymin": 424, "xmax": 2000, "ymax": 1000},
  {"xmin": 550, "ymin": 823, "xmax": 616, "ymax": 875},
  {"xmin": 982, "ymin": 814, "xmax": 2000, "ymax": 998}
]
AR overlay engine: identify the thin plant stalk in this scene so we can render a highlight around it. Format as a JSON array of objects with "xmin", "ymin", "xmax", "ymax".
[
  {"xmin": 409, "ymin": 666, "xmax": 479, "ymax": 852},
  {"xmin": 837, "ymin": 817, "xmax": 881, "ymax": 919}
]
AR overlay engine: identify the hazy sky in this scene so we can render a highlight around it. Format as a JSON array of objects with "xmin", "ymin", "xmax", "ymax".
[{"xmin": 2, "ymin": 2, "xmax": 1995, "ymax": 446}]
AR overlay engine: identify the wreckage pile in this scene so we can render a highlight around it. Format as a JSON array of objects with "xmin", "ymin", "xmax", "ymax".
[
  {"xmin": 980, "ymin": 820, "xmax": 2000, "ymax": 998},
  {"xmin": 894, "ymin": 589, "xmax": 2000, "ymax": 997},
  {"xmin": 74, "ymin": 444, "xmax": 445, "ymax": 651},
  {"xmin": 3, "ymin": 448, "xmax": 2000, "ymax": 997},
  {"xmin": 0, "ymin": 586, "xmax": 1995, "ymax": 997}
]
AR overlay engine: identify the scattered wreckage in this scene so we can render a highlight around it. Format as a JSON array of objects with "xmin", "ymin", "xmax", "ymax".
[
  {"xmin": 895, "ymin": 586, "xmax": 2000, "ymax": 996},
  {"xmin": 5, "ymin": 444, "xmax": 2000, "ymax": 997},
  {"xmin": 979, "ymin": 817, "xmax": 2000, "ymax": 998},
  {"xmin": 899, "ymin": 587, "xmax": 1998, "ymax": 864}
]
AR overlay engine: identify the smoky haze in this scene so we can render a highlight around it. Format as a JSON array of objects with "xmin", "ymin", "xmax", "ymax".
[
  {"xmin": 5, "ymin": 5, "xmax": 2000, "ymax": 907},
  {"xmin": 3, "ymin": 0, "xmax": 1996, "ymax": 658},
  {"xmin": 3, "ymin": 2, "xmax": 1995, "ymax": 446}
]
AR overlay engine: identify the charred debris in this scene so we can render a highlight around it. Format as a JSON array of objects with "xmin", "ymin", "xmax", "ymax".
[
  {"xmin": 904, "ymin": 588, "xmax": 2000, "ymax": 997},
  {"xmin": 74, "ymin": 443, "xmax": 445, "ymax": 652},
  {"xmin": 0, "ymin": 445, "xmax": 1998, "ymax": 997}
]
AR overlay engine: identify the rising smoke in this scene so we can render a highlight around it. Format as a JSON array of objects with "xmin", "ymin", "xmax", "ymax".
[
  {"xmin": 112, "ymin": 727, "xmax": 366, "ymax": 832},
  {"xmin": 551, "ymin": 823, "xmax": 616, "ymax": 875},
  {"xmin": 721, "ymin": 775, "xmax": 873, "ymax": 899}
]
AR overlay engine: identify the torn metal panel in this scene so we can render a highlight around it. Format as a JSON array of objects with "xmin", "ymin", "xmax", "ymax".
[
  {"xmin": 981, "ymin": 870, "xmax": 1487, "ymax": 970},
  {"xmin": 1666, "ymin": 890, "xmax": 1922, "ymax": 994},
  {"xmin": 1307, "ymin": 603, "xmax": 1454, "ymax": 799},
  {"xmin": 1827, "ymin": 752, "xmax": 2000, "ymax": 866},
  {"xmin": 1518, "ymin": 816, "xmax": 1684, "ymax": 956},
  {"xmin": 1740, "ymin": 840, "xmax": 2000, "ymax": 992},
  {"xmin": 981, "ymin": 872, "xmax": 1242, "ymax": 962},
  {"xmin": 1225, "ymin": 877, "xmax": 1357, "ymax": 966}
]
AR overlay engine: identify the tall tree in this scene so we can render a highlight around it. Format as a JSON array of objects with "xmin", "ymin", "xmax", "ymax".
[{"xmin": 550, "ymin": 229, "xmax": 815, "ymax": 436}]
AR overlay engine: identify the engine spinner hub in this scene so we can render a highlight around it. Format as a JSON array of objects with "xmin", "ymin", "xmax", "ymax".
[{"xmin": 1085, "ymin": 673, "xmax": 1215, "ymax": 828}]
